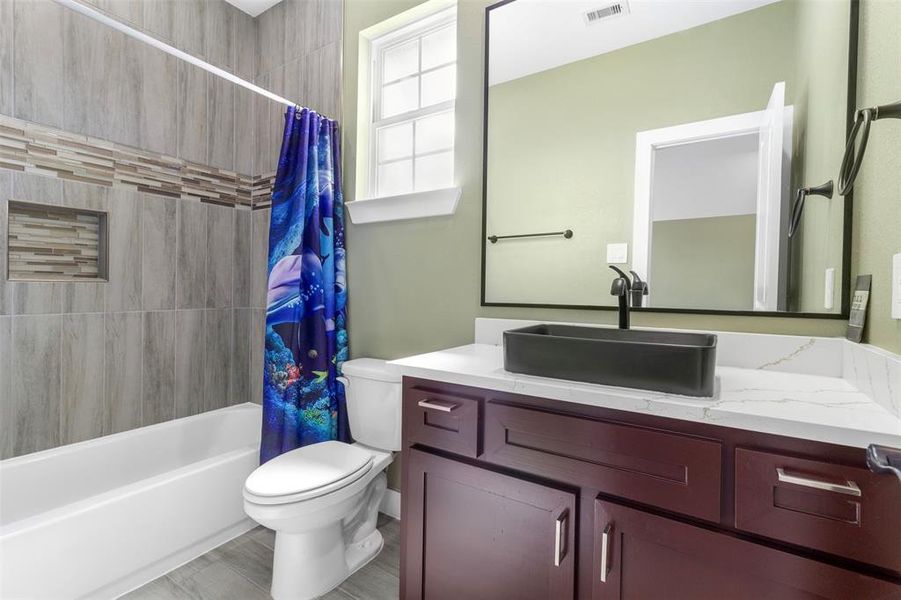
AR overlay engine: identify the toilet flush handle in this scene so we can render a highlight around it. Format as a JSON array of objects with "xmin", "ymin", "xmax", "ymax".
[{"xmin": 337, "ymin": 376, "xmax": 349, "ymax": 392}]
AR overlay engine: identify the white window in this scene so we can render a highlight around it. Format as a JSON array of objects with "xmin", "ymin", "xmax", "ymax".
[{"xmin": 369, "ymin": 9, "xmax": 456, "ymax": 198}]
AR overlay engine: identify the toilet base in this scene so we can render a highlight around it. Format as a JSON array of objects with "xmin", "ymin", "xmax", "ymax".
[
  {"xmin": 270, "ymin": 527, "xmax": 384, "ymax": 600},
  {"xmin": 267, "ymin": 471, "xmax": 389, "ymax": 600},
  {"xmin": 345, "ymin": 528, "xmax": 385, "ymax": 575}
]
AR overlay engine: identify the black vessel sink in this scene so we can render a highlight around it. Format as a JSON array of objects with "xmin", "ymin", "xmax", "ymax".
[{"xmin": 503, "ymin": 324, "xmax": 717, "ymax": 397}]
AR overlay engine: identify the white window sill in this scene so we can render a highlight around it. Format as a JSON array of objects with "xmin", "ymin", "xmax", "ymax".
[{"xmin": 345, "ymin": 186, "xmax": 461, "ymax": 225}]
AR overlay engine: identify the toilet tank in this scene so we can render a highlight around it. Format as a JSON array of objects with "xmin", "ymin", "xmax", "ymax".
[{"xmin": 340, "ymin": 358, "xmax": 402, "ymax": 451}]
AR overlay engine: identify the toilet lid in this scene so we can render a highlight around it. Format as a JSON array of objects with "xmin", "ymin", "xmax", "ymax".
[{"xmin": 244, "ymin": 441, "xmax": 374, "ymax": 499}]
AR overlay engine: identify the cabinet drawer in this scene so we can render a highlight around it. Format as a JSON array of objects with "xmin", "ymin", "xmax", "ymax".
[
  {"xmin": 404, "ymin": 386, "xmax": 481, "ymax": 457},
  {"xmin": 735, "ymin": 448, "xmax": 901, "ymax": 573},
  {"xmin": 484, "ymin": 402, "xmax": 722, "ymax": 521}
]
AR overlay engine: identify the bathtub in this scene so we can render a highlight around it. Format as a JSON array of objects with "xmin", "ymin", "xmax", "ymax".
[{"xmin": 0, "ymin": 403, "xmax": 262, "ymax": 600}]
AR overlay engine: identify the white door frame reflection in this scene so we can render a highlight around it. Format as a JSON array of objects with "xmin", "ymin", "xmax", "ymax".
[{"xmin": 632, "ymin": 83, "xmax": 793, "ymax": 311}]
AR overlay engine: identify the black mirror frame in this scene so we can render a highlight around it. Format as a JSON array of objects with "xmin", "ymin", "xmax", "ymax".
[{"xmin": 480, "ymin": 0, "xmax": 859, "ymax": 320}]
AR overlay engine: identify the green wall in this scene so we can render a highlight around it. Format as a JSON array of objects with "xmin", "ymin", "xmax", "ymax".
[
  {"xmin": 650, "ymin": 215, "xmax": 756, "ymax": 311},
  {"xmin": 851, "ymin": 0, "xmax": 901, "ymax": 353},
  {"xmin": 342, "ymin": 0, "xmax": 899, "ymax": 367}
]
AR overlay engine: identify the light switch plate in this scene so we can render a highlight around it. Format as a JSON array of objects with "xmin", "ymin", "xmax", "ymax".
[
  {"xmin": 607, "ymin": 242, "xmax": 628, "ymax": 264},
  {"xmin": 893, "ymin": 253, "xmax": 901, "ymax": 320}
]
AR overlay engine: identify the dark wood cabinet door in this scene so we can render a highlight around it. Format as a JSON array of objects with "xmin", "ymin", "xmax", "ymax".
[
  {"xmin": 592, "ymin": 500, "xmax": 900, "ymax": 600},
  {"xmin": 402, "ymin": 448, "xmax": 576, "ymax": 600}
]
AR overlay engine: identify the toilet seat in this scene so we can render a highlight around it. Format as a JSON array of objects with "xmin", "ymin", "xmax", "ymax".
[{"xmin": 244, "ymin": 441, "xmax": 374, "ymax": 505}]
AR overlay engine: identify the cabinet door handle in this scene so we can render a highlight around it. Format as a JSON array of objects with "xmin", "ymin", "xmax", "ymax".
[
  {"xmin": 554, "ymin": 510, "xmax": 568, "ymax": 567},
  {"xmin": 417, "ymin": 399, "xmax": 458, "ymax": 413},
  {"xmin": 776, "ymin": 468, "xmax": 861, "ymax": 497},
  {"xmin": 600, "ymin": 523, "xmax": 613, "ymax": 583}
]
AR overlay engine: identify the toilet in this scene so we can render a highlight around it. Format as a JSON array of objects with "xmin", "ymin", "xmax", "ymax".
[{"xmin": 243, "ymin": 358, "xmax": 401, "ymax": 600}]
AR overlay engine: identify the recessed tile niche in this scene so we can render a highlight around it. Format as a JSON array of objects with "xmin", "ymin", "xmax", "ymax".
[{"xmin": 7, "ymin": 201, "xmax": 109, "ymax": 281}]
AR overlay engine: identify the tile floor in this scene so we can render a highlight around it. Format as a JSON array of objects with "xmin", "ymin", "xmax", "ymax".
[{"xmin": 121, "ymin": 515, "xmax": 400, "ymax": 600}]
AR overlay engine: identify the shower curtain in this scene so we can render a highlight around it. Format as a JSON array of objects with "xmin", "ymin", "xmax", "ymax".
[{"xmin": 260, "ymin": 106, "xmax": 349, "ymax": 464}]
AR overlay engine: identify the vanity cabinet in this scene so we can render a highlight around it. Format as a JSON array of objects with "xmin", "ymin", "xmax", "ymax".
[
  {"xmin": 402, "ymin": 448, "xmax": 576, "ymax": 600},
  {"xmin": 400, "ymin": 378, "xmax": 901, "ymax": 599}
]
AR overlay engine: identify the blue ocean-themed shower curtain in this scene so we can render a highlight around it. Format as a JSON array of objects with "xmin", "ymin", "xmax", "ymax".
[{"xmin": 260, "ymin": 106, "xmax": 349, "ymax": 464}]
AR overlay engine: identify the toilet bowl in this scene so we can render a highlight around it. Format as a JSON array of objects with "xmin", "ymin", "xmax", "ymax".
[{"xmin": 243, "ymin": 358, "xmax": 402, "ymax": 600}]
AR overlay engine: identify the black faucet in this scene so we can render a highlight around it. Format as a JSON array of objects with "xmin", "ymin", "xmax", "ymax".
[
  {"xmin": 630, "ymin": 270, "xmax": 649, "ymax": 308},
  {"xmin": 609, "ymin": 266, "xmax": 631, "ymax": 329}
]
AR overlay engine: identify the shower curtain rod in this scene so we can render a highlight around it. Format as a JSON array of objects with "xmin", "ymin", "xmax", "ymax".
[{"xmin": 53, "ymin": 0, "xmax": 297, "ymax": 108}]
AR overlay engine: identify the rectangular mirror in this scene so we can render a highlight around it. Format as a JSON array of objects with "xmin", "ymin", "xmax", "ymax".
[{"xmin": 482, "ymin": 0, "xmax": 857, "ymax": 316}]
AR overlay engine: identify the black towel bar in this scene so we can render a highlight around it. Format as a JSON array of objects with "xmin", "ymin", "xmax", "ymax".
[{"xmin": 488, "ymin": 229, "xmax": 573, "ymax": 244}]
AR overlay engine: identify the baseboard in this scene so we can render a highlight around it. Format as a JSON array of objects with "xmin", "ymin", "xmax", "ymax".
[{"xmin": 379, "ymin": 488, "xmax": 401, "ymax": 520}]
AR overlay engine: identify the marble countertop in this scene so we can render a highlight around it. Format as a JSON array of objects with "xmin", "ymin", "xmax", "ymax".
[{"xmin": 389, "ymin": 343, "xmax": 901, "ymax": 449}]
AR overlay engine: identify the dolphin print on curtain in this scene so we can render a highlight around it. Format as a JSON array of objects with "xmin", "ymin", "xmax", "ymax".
[{"xmin": 260, "ymin": 106, "xmax": 349, "ymax": 464}]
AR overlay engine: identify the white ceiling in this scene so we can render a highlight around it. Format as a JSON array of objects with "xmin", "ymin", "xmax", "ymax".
[
  {"xmin": 224, "ymin": 0, "xmax": 283, "ymax": 18},
  {"xmin": 488, "ymin": 0, "xmax": 780, "ymax": 86}
]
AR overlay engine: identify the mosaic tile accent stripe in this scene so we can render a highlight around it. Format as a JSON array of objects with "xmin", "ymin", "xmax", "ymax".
[
  {"xmin": 8, "ymin": 201, "xmax": 107, "ymax": 281},
  {"xmin": 251, "ymin": 172, "xmax": 276, "ymax": 209},
  {"xmin": 0, "ymin": 114, "xmax": 274, "ymax": 208}
]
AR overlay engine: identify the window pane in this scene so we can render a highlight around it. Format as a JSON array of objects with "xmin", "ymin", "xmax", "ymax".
[
  {"xmin": 381, "ymin": 77, "xmax": 419, "ymax": 118},
  {"xmin": 378, "ymin": 122, "xmax": 413, "ymax": 162},
  {"xmin": 415, "ymin": 111, "xmax": 454, "ymax": 154},
  {"xmin": 378, "ymin": 159, "xmax": 413, "ymax": 197},
  {"xmin": 382, "ymin": 39, "xmax": 419, "ymax": 83},
  {"xmin": 421, "ymin": 25, "xmax": 455, "ymax": 70},
  {"xmin": 415, "ymin": 151, "xmax": 453, "ymax": 191},
  {"xmin": 420, "ymin": 65, "xmax": 455, "ymax": 108}
]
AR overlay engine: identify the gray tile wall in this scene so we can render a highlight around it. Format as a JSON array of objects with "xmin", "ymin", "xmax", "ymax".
[
  {"xmin": 4, "ymin": 0, "xmax": 257, "ymax": 172},
  {"xmin": 0, "ymin": 0, "xmax": 13, "ymax": 116},
  {"xmin": 253, "ymin": 0, "xmax": 343, "ymax": 174},
  {"xmin": 249, "ymin": 208, "xmax": 270, "ymax": 401},
  {"xmin": 3, "ymin": 315, "xmax": 61, "ymax": 457},
  {"xmin": 0, "ymin": 171, "xmax": 257, "ymax": 460}
]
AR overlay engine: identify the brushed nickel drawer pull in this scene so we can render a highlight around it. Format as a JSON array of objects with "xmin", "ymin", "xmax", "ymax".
[
  {"xmin": 554, "ymin": 510, "xmax": 568, "ymax": 567},
  {"xmin": 776, "ymin": 468, "xmax": 861, "ymax": 497},
  {"xmin": 600, "ymin": 523, "xmax": 613, "ymax": 582},
  {"xmin": 417, "ymin": 399, "xmax": 458, "ymax": 413}
]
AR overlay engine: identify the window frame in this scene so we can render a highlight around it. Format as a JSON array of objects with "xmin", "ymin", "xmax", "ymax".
[{"xmin": 368, "ymin": 7, "xmax": 457, "ymax": 199}]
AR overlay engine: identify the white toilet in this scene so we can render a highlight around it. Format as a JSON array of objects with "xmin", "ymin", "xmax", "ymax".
[{"xmin": 243, "ymin": 358, "xmax": 401, "ymax": 600}]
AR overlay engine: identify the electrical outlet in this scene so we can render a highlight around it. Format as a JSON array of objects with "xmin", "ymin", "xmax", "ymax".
[
  {"xmin": 607, "ymin": 243, "xmax": 628, "ymax": 264},
  {"xmin": 893, "ymin": 253, "xmax": 901, "ymax": 320}
]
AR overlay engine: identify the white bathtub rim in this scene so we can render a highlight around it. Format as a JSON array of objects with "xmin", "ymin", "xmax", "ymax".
[
  {"xmin": 0, "ymin": 402, "xmax": 261, "ymax": 469},
  {"xmin": 0, "ymin": 444, "xmax": 259, "ymax": 538}
]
